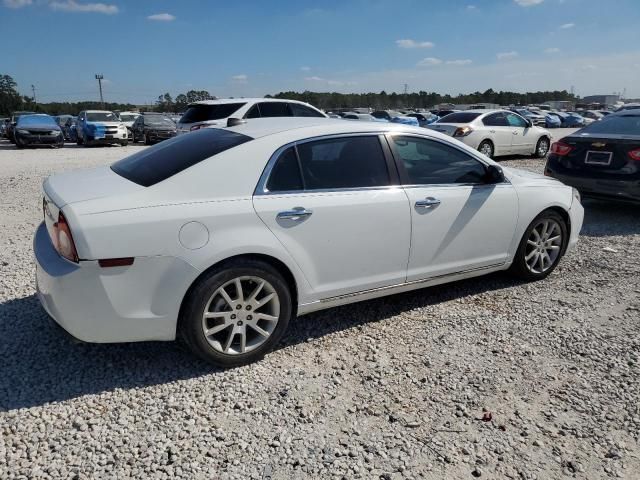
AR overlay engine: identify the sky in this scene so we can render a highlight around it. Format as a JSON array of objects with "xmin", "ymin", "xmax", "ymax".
[{"xmin": 2, "ymin": 0, "xmax": 640, "ymax": 104}]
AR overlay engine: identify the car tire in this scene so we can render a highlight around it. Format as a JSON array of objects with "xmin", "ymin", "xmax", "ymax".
[
  {"xmin": 478, "ymin": 140, "xmax": 494, "ymax": 159},
  {"xmin": 144, "ymin": 133, "xmax": 151, "ymax": 145},
  {"xmin": 534, "ymin": 137, "xmax": 550, "ymax": 158},
  {"xmin": 509, "ymin": 210, "xmax": 568, "ymax": 281},
  {"xmin": 15, "ymin": 139, "xmax": 24, "ymax": 149},
  {"xmin": 121, "ymin": 140, "xmax": 128, "ymax": 147},
  {"xmin": 179, "ymin": 259, "xmax": 293, "ymax": 367}
]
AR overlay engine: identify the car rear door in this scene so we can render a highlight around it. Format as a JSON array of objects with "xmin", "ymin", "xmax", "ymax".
[
  {"xmin": 481, "ymin": 112, "xmax": 514, "ymax": 155},
  {"xmin": 507, "ymin": 113, "xmax": 536, "ymax": 154},
  {"xmin": 253, "ymin": 134, "xmax": 411, "ymax": 300},
  {"xmin": 387, "ymin": 134, "xmax": 518, "ymax": 281}
]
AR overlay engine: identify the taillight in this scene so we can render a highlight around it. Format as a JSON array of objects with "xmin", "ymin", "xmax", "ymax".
[
  {"xmin": 550, "ymin": 141, "xmax": 573, "ymax": 156},
  {"xmin": 453, "ymin": 126, "xmax": 473, "ymax": 137},
  {"xmin": 628, "ymin": 148, "xmax": 640, "ymax": 161},
  {"xmin": 54, "ymin": 212, "xmax": 79, "ymax": 263}
]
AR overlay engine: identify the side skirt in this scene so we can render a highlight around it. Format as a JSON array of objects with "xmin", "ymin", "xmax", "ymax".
[{"xmin": 297, "ymin": 263, "xmax": 507, "ymax": 316}]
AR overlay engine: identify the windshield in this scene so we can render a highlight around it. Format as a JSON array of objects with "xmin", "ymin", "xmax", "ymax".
[
  {"xmin": 111, "ymin": 128, "xmax": 253, "ymax": 187},
  {"xmin": 437, "ymin": 112, "xmax": 481, "ymax": 123},
  {"xmin": 179, "ymin": 103, "xmax": 246, "ymax": 124},
  {"xmin": 579, "ymin": 114, "xmax": 640, "ymax": 136},
  {"xmin": 17, "ymin": 115, "xmax": 57, "ymax": 127},
  {"xmin": 86, "ymin": 111, "xmax": 119, "ymax": 122},
  {"xmin": 119, "ymin": 114, "xmax": 139, "ymax": 122},
  {"xmin": 145, "ymin": 116, "xmax": 175, "ymax": 126}
]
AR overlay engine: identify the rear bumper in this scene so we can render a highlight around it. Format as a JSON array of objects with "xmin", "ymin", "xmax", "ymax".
[
  {"xmin": 34, "ymin": 222, "xmax": 199, "ymax": 343},
  {"xmin": 546, "ymin": 166, "xmax": 640, "ymax": 203}
]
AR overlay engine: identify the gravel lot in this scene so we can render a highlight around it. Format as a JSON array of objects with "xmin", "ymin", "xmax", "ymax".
[{"xmin": 1, "ymin": 129, "xmax": 639, "ymax": 479}]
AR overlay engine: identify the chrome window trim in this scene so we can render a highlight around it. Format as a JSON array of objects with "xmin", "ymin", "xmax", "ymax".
[{"xmin": 254, "ymin": 132, "xmax": 393, "ymax": 196}]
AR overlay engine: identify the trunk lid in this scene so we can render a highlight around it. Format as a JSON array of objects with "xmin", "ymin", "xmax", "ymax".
[
  {"xmin": 426, "ymin": 123, "xmax": 465, "ymax": 136},
  {"xmin": 43, "ymin": 165, "xmax": 143, "ymax": 208},
  {"xmin": 558, "ymin": 134, "xmax": 640, "ymax": 178}
]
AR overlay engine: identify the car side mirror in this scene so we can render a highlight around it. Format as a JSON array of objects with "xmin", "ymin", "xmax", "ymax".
[
  {"xmin": 485, "ymin": 164, "xmax": 505, "ymax": 184},
  {"xmin": 526, "ymin": 119, "xmax": 533, "ymax": 128}
]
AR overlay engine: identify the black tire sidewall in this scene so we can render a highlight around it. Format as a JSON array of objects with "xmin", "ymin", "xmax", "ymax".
[
  {"xmin": 510, "ymin": 210, "xmax": 568, "ymax": 281},
  {"xmin": 535, "ymin": 137, "xmax": 550, "ymax": 158},
  {"xmin": 180, "ymin": 260, "xmax": 293, "ymax": 367}
]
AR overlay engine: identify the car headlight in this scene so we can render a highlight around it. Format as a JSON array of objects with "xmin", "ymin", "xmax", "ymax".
[
  {"xmin": 572, "ymin": 187, "xmax": 581, "ymax": 205},
  {"xmin": 17, "ymin": 129, "xmax": 29, "ymax": 134},
  {"xmin": 51, "ymin": 130, "xmax": 60, "ymax": 135}
]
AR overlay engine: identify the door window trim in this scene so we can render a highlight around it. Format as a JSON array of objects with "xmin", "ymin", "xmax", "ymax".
[
  {"xmin": 254, "ymin": 133, "xmax": 400, "ymax": 195},
  {"xmin": 384, "ymin": 132, "xmax": 510, "ymax": 187}
]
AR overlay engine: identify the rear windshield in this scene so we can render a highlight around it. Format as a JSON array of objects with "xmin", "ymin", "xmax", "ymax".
[
  {"xmin": 437, "ymin": 112, "xmax": 481, "ymax": 123},
  {"xmin": 180, "ymin": 103, "xmax": 246, "ymax": 124},
  {"xmin": 111, "ymin": 128, "xmax": 253, "ymax": 187},
  {"xmin": 579, "ymin": 115, "xmax": 640, "ymax": 136}
]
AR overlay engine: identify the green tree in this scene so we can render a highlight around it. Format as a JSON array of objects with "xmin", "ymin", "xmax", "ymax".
[{"xmin": 0, "ymin": 74, "xmax": 23, "ymax": 116}]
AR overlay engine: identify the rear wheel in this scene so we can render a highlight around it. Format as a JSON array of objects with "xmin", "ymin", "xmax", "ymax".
[
  {"xmin": 534, "ymin": 137, "xmax": 550, "ymax": 158},
  {"xmin": 478, "ymin": 140, "xmax": 494, "ymax": 159},
  {"xmin": 179, "ymin": 259, "xmax": 293, "ymax": 367},
  {"xmin": 509, "ymin": 210, "xmax": 567, "ymax": 281},
  {"xmin": 144, "ymin": 133, "xmax": 151, "ymax": 145}
]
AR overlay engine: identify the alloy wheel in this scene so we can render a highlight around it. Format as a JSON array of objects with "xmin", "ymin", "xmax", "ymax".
[
  {"xmin": 201, "ymin": 276, "xmax": 280, "ymax": 355},
  {"xmin": 537, "ymin": 138, "xmax": 550, "ymax": 157},
  {"xmin": 479, "ymin": 142, "xmax": 493, "ymax": 157},
  {"xmin": 524, "ymin": 219, "xmax": 563, "ymax": 274}
]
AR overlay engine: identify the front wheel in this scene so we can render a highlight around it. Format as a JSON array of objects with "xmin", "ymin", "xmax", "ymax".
[
  {"xmin": 478, "ymin": 140, "xmax": 494, "ymax": 159},
  {"xmin": 179, "ymin": 259, "xmax": 293, "ymax": 367},
  {"xmin": 534, "ymin": 137, "xmax": 550, "ymax": 158},
  {"xmin": 509, "ymin": 210, "xmax": 567, "ymax": 281}
]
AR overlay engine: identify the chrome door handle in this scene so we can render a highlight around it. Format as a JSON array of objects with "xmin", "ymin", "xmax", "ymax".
[
  {"xmin": 489, "ymin": 130, "xmax": 495, "ymax": 133},
  {"xmin": 415, "ymin": 197, "xmax": 441, "ymax": 208},
  {"xmin": 277, "ymin": 208, "xmax": 313, "ymax": 220},
  {"xmin": 512, "ymin": 131, "xmax": 519, "ymax": 135}
]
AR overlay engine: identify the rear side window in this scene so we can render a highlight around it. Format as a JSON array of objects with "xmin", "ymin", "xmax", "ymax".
[
  {"xmin": 266, "ymin": 147, "xmax": 303, "ymax": 192},
  {"xmin": 580, "ymin": 115, "xmax": 640, "ymax": 135},
  {"xmin": 290, "ymin": 103, "xmax": 325, "ymax": 117},
  {"xmin": 297, "ymin": 136, "xmax": 389, "ymax": 189},
  {"xmin": 482, "ymin": 113, "xmax": 508, "ymax": 127},
  {"xmin": 111, "ymin": 129, "xmax": 252, "ymax": 187},
  {"xmin": 180, "ymin": 103, "xmax": 246, "ymax": 123},
  {"xmin": 437, "ymin": 112, "xmax": 480, "ymax": 123},
  {"xmin": 258, "ymin": 102, "xmax": 291, "ymax": 117}
]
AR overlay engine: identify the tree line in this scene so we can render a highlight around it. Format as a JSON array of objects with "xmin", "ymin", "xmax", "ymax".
[
  {"xmin": 268, "ymin": 88, "xmax": 577, "ymax": 110},
  {"xmin": 2, "ymin": 73, "xmax": 577, "ymax": 117}
]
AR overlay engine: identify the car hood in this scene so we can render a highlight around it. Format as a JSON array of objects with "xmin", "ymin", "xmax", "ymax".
[
  {"xmin": 44, "ymin": 165, "xmax": 142, "ymax": 208},
  {"xmin": 502, "ymin": 166, "xmax": 563, "ymax": 186},
  {"xmin": 86, "ymin": 121, "xmax": 123, "ymax": 127}
]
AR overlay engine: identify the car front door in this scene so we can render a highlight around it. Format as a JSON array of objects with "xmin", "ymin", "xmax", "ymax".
[
  {"xmin": 387, "ymin": 134, "xmax": 518, "ymax": 281},
  {"xmin": 253, "ymin": 134, "xmax": 411, "ymax": 299},
  {"xmin": 507, "ymin": 113, "xmax": 535, "ymax": 154},
  {"xmin": 482, "ymin": 112, "xmax": 514, "ymax": 155}
]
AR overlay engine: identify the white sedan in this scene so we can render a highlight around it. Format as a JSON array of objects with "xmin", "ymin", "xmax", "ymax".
[
  {"xmin": 427, "ymin": 109, "xmax": 552, "ymax": 159},
  {"xmin": 35, "ymin": 118, "xmax": 583, "ymax": 366}
]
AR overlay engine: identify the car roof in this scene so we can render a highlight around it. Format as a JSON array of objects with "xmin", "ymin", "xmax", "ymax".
[
  {"xmin": 188, "ymin": 98, "xmax": 316, "ymax": 106},
  {"xmin": 223, "ymin": 117, "xmax": 447, "ymax": 140}
]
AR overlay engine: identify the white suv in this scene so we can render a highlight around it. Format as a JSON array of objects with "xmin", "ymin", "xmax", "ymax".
[{"xmin": 176, "ymin": 98, "xmax": 326, "ymax": 134}]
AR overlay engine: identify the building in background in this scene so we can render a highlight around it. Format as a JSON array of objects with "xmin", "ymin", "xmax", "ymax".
[{"xmin": 581, "ymin": 95, "xmax": 620, "ymax": 107}]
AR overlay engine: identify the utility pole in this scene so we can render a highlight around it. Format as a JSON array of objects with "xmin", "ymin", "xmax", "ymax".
[
  {"xmin": 95, "ymin": 74, "xmax": 104, "ymax": 107},
  {"xmin": 31, "ymin": 84, "xmax": 36, "ymax": 106}
]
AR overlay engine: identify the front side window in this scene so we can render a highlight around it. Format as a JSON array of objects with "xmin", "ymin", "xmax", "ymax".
[
  {"xmin": 258, "ymin": 102, "xmax": 291, "ymax": 117},
  {"xmin": 266, "ymin": 136, "xmax": 390, "ymax": 192},
  {"xmin": 391, "ymin": 136, "xmax": 487, "ymax": 185},
  {"xmin": 245, "ymin": 104, "xmax": 261, "ymax": 119},
  {"xmin": 290, "ymin": 103, "xmax": 325, "ymax": 117},
  {"xmin": 506, "ymin": 113, "xmax": 528, "ymax": 128}
]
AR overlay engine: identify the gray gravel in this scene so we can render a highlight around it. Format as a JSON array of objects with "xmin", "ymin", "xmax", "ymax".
[{"xmin": 1, "ymin": 135, "xmax": 639, "ymax": 479}]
